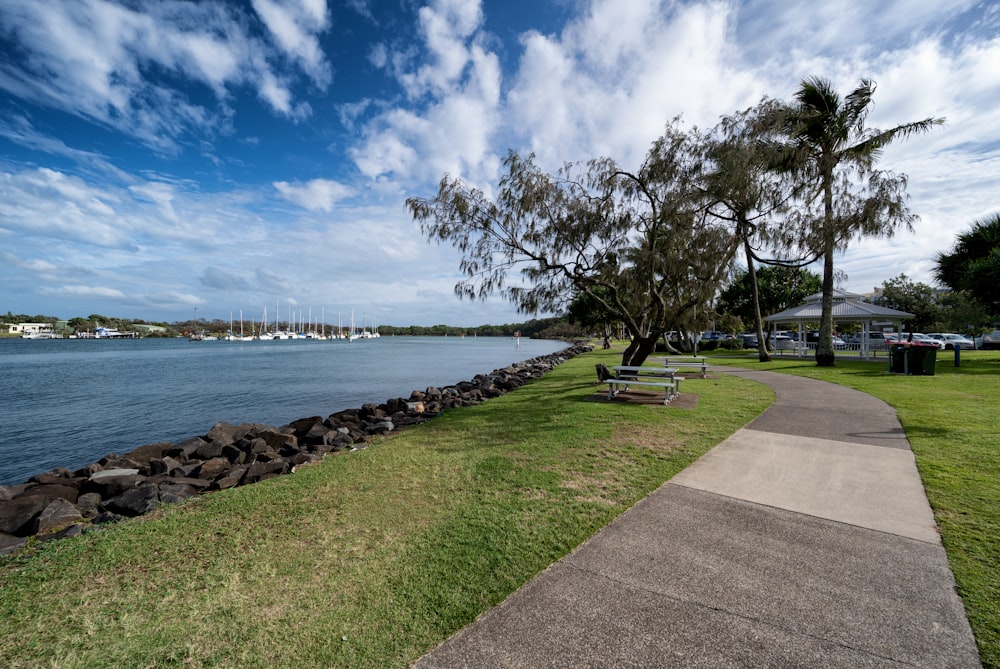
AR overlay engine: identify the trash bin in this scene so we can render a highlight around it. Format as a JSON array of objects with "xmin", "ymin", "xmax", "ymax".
[
  {"xmin": 909, "ymin": 344, "xmax": 937, "ymax": 376},
  {"xmin": 889, "ymin": 343, "xmax": 908, "ymax": 373},
  {"xmin": 889, "ymin": 343, "xmax": 938, "ymax": 375}
]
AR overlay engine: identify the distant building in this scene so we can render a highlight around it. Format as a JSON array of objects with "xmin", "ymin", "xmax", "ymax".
[{"xmin": 9, "ymin": 323, "xmax": 53, "ymax": 335}]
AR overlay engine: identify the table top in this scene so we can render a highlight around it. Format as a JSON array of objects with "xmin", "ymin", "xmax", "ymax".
[{"xmin": 612, "ymin": 366, "xmax": 678, "ymax": 375}]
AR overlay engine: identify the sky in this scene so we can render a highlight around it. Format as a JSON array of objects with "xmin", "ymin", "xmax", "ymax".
[{"xmin": 1, "ymin": 0, "xmax": 998, "ymax": 328}]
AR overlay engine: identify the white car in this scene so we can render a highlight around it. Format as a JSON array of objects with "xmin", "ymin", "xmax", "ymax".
[
  {"xmin": 926, "ymin": 333, "xmax": 976, "ymax": 350},
  {"xmin": 908, "ymin": 333, "xmax": 945, "ymax": 349}
]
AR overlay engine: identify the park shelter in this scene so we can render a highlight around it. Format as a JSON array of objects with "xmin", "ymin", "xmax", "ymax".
[{"xmin": 764, "ymin": 289, "xmax": 915, "ymax": 359}]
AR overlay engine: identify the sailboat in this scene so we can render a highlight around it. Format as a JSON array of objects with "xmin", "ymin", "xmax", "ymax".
[
  {"xmin": 256, "ymin": 306, "xmax": 274, "ymax": 340},
  {"xmin": 348, "ymin": 310, "xmax": 361, "ymax": 341}
]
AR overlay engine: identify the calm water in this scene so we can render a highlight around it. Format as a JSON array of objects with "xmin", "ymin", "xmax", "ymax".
[{"xmin": 0, "ymin": 336, "xmax": 568, "ymax": 485}]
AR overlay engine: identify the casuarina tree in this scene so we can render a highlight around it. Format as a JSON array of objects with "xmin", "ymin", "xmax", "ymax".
[{"xmin": 408, "ymin": 124, "xmax": 739, "ymax": 368}]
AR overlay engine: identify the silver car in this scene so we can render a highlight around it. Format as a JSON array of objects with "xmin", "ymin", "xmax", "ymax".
[{"xmin": 976, "ymin": 330, "xmax": 1000, "ymax": 350}]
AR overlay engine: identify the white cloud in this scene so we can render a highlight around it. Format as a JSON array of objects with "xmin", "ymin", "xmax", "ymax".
[
  {"xmin": 350, "ymin": 0, "xmax": 501, "ymax": 184},
  {"xmin": 274, "ymin": 178, "xmax": 354, "ymax": 212},
  {"xmin": 506, "ymin": 0, "xmax": 756, "ymax": 170},
  {"xmin": 251, "ymin": 0, "xmax": 331, "ymax": 87},
  {"xmin": 40, "ymin": 285, "xmax": 127, "ymax": 299},
  {"xmin": 0, "ymin": 0, "xmax": 330, "ymax": 150}
]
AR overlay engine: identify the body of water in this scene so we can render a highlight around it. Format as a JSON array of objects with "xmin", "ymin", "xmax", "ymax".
[{"xmin": 0, "ymin": 336, "xmax": 568, "ymax": 485}]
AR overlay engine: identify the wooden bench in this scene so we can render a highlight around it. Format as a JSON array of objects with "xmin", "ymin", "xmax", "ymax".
[
  {"xmin": 604, "ymin": 379, "xmax": 677, "ymax": 405},
  {"xmin": 660, "ymin": 357, "xmax": 708, "ymax": 379}
]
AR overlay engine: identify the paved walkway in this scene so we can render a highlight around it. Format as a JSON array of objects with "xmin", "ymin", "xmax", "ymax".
[{"xmin": 413, "ymin": 368, "xmax": 981, "ymax": 668}]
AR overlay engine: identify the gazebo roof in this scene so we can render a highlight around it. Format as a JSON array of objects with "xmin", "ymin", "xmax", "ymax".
[{"xmin": 765, "ymin": 297, "xmax": 914, "ymax": 323}]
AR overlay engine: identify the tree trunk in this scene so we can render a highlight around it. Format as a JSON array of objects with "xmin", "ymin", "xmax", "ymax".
[
  {"xmin": 816, "ymin": 162, "xmax": 836, "ymax": 367},
  {"xmin": 621, "ymin": 333, "xmax": 660, "ymax": 367},
  {"xmin": 744, "ymin": 239, "xmax": 771, "ymax": 362}
]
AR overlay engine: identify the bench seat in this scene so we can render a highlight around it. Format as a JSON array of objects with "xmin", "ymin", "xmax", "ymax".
[
  {"xmin": 660, "ymin": 359, "xmax": 707, "ymax": 379},
  {"xmin": 604, "ymin": 379, "xmax": 677, "ymax": 404}
]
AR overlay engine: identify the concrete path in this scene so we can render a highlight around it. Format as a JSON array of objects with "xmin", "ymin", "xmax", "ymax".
[{"xmin": 413, "ymin": 367, "xmax": 981, "ymax": 668}]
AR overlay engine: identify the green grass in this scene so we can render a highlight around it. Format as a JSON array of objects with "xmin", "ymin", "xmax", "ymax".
[
  {"xmin": 0, "ymin": 349, "xmax": 772, "ymax": 669},
  {"xmin": 708, "ymin": 348, "xmax": 1000, "ymax": 668}
]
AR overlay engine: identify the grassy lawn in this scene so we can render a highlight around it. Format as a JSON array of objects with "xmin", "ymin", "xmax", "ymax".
[
  {"xmin": 0, "ymin": 348, "xmax": 773, "ymax": 669},
  {"xmin": 708, "ymin": 348, "xmax": 1000, "ymax": 669}
]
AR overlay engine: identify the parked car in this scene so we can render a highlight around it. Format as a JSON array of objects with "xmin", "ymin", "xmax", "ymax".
[
  {"xmin": 801, "ymin": 330, "xmax": 848, "ymax": 349},
  {"xmin": 848, "ymin": 331, "xmax": 895, "ymax": 346},
  {"xmin": 908, "ymin": 333, "xmax": 945, "ymax": 349},
  {"xmin": 769, "ymin": 333, "xmax": 795, "ymax": 350},
  {"xmin": 926, "ymin": 333, "xmax": 976, "ymax": 350},
  {"xmin": 976, "ymin": 330, "xmax": 1000, "ymax": 350}
]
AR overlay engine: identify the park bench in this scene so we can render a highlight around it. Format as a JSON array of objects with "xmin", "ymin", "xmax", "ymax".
[{"xmin": 659, "ymin": 356, "xmax": 708, "ymax": 379}]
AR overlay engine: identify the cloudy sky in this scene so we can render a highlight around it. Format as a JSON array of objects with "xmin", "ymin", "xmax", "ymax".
[{"xmin": 1, "ymin": 0, "xmax": 997, "ymax": 327}]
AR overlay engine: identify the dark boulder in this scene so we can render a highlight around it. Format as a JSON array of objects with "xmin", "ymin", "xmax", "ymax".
[
  {"xmin": 214, "ymin": 465, "xmax": 249, "ymax": 490},
  {"xmin": 105, "ymin": 483, "xmax": 160, "ymax": 517},
  {"xmin": 158, "ymin": 483, "xmax": 199, "ymax": 504},
  {"xmin": 15, "ymin": 483, "xmax": 81, "ymax": 504},
  {"xmin": 33, "ymin": 498, "xmax": 84, "ymax": 534},
  {"xmin": 205, "ymin": 421, "xmax": 259, "ymax": 445},
  {"xmin": 168, "ymin": 437, "xmax": 208, "ymax": 460},
  {"xmin": 84, "ymin": 469, "xmax": 143, "ymax": 498},
  {"xmin": 1, "ymin": 532, "xmax": 29, "ymax": 555},
  {"xmin": 242, "ymin": 460, "xmax": 288, "ymax": 484},
  {"xmin": 123, "ymin": 442, "xmax": 170, "ymax": 467},
  {"xmin": 194, "ymin": 440, "xmax": 225, "ymax": 460},
  {"xmin": 28, "ymin": 468, "xmax": 75, "ymax": 485},
  {"xmin": 194, "ymin": 457, "xmax": 231, "ymax": 481},
  {"xmin": 149, "ymin": 456, "xmax": 184, "ymax": 476},
  {"xmin": 0, "ymin": 496, "xmax": 49, "ymax": 536},
  {"xmin": 76, "ymin": 492, "xmax": 102, "ymax": 517}
]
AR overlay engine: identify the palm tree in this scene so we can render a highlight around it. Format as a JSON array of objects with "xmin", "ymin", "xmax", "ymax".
[
  {"xmin": 934, "ymin": 213, "xmax": 1000, "ymax": 314},
  {"xmin": 789, "ymin": 76, "xmax": 943, "ymax": 365}
]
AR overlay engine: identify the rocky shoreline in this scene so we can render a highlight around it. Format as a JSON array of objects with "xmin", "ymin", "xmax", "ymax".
[{"xmin": 0, "ymin": 342, "xmax": 591, "ymax": 555}]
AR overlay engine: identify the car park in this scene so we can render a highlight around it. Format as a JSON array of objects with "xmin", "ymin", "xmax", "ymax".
[{"xmin": 926, "ymin": 333, "xmax": 976, "ymax": 350}]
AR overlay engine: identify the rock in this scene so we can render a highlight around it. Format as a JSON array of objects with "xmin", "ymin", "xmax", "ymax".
[
  {"xmin": 0, "ymin": 533, "xmax": 29, "ymax": 555},
  {"xmin": 33, "ymin": 498, "xmax": 84, "ymax": 534},
  {"xmin": 206, "ymin": 421, "xmax": 258, "ymax": 445},
  {"xmin": 73, "ymin": 462, "xmax": 103, "ymax": 478},
  {"xmin": 0, "ymin": 496, "xmax": 50, "ymax": 535},
  {"xmin": 220, "ymin": 443, "xmax": 245, "ymax": 464},
  {"xmin": 194, "ymin": 440, "xmax": 225, "ymax": 460},
  {"xmin": 161, "ymin": 476, "xmax": 212, "ymax": 490},
  {"xmin": 92, "ymin": 511, "xmax": 125, "ymax": 525},
  {"xmin": 194, "ymin": 457, "xmax": 231, "ymax": 481},
  {"xmin": 76, "ymin": 492, "xmax": 102, "ymax": 517},
  {"xmin": 158, "ymin": 483, "xmax": 199, "ymax": 504},
  {"xmin": 37, "ymin": 523, "xmax": 84, "ymax": 543},
  {"xmin": 28, "ymin": 468, "xmax": 75, "ymax": 485},
  {"xmin": 15, "ymin": 483, "xmax": 81, "ymax": 504},
  {"xmin": 84, "ymin": 470, "xmax": 143, "ymax": 498},
  {"xmin": 168, "ymin": 437, "xmax": 208, "ymax": 460},
  {"xmin": 214, "ymin": 466, "xmax": 249, "ymax": 490},
  {"xmin": 149, "ymin": 456, "xmax": 184, "ymax": 476},
  {"xmin": 101, "ymin": 457, "xmax": 142, "ymax": 471},
  {"xmin": 242, "ymin": 460, "xmax": 288, "ymax": 484},
  {"xmin": 105, "ymin": 484, "xmax": 160, "ymax": 517},
  {"xmin": 123, "ymin": 442, "xmax": 170, "ymax": 466}
]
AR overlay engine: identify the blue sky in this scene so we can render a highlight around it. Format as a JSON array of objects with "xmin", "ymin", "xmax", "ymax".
[{"xmin": 1, "ymin": 0, "xmax": 998, "ymax": 327}]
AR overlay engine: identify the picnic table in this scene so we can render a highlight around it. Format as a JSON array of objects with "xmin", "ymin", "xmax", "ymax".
[{"xmin": 605, "ymin": 365, "xmax": 682, "ymax": 404}]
